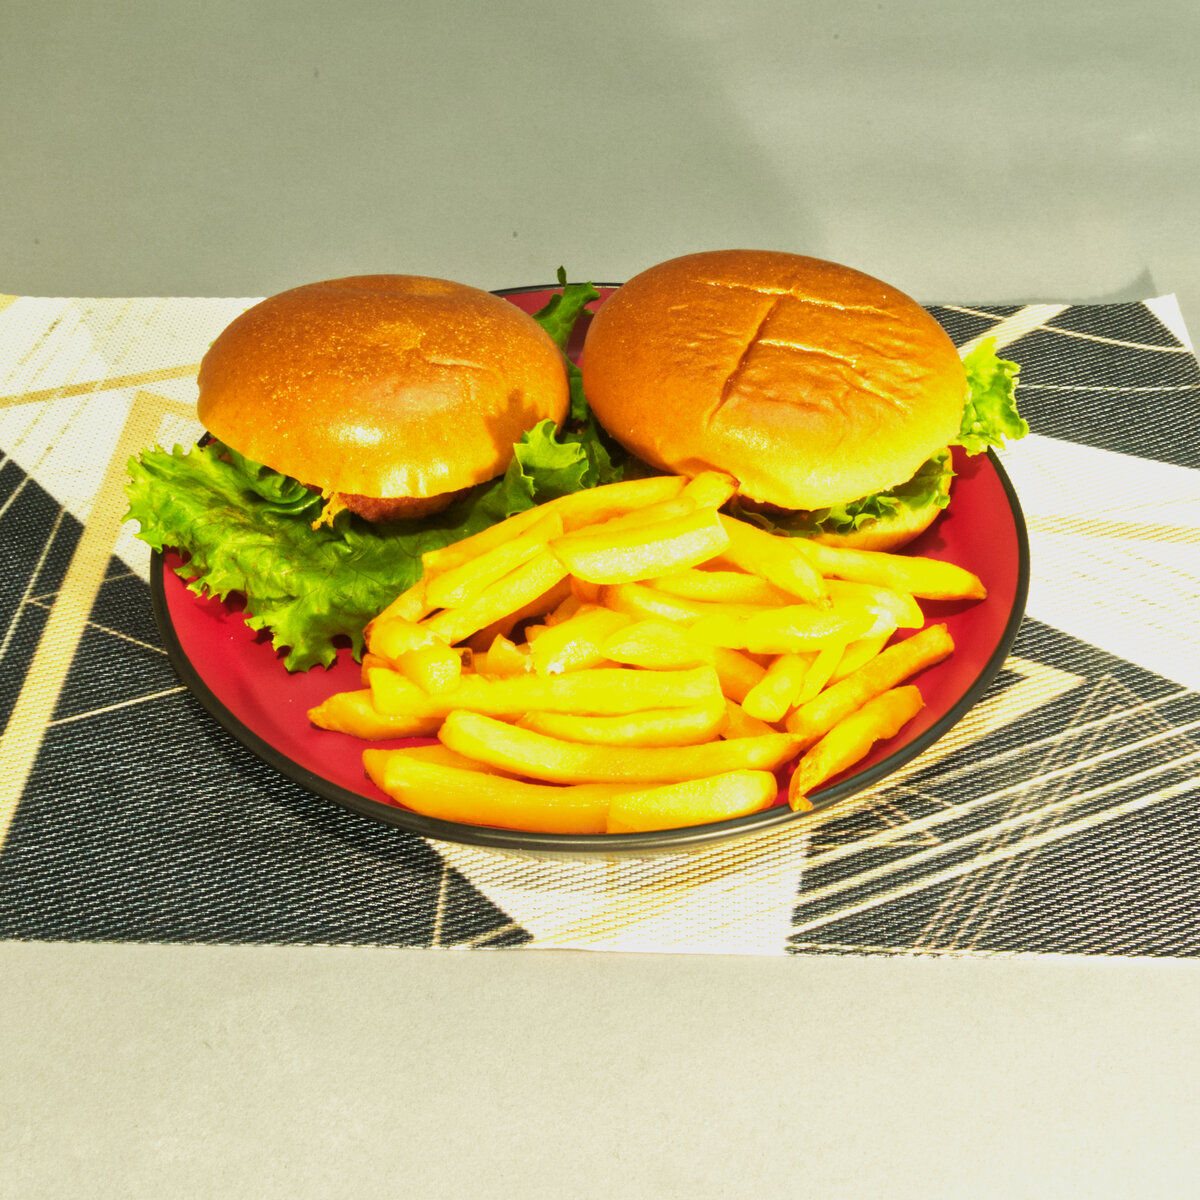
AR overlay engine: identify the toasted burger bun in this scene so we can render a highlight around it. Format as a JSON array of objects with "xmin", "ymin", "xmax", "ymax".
[
  {"xmin": 197, "ymin": 274, "xmax": 570, "ymax": 516},
  {"xmin": 580, "ymin": 250, "xmax": 966, "ymax": 546}
]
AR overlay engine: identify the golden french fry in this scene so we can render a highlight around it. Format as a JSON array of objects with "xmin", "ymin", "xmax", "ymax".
[
  {"xmin": 651, "ymin": 569, "xmax": 795, "ymax": 606},
  {"xmin": 600, "ymin": 619, "xmax": 712, "ymax": 670},
  {"xmin": 550, "ymin": 474, "xmax": 689, "ymax": 531},
  {"xmin": 422, "ymin": 550, "xmax": 569, "ymax": 645},
  {"xmin": 546, "ymin": 591, "xmax": 583, "ymax": 626},
  {"xmin": 605, "ymin": 770, "xmax": 779, "ymax": 833},
  {"xmin": 420, "ymin": 505, "xmax": 550, "ymax": 577},
  {"xmin": 689, "ymin": 606, "xmax": 874, "ymax": 655},
  {"xmin": 363, "ymin": 751, "xmax": 616, "ymax": 834},
  {"xmin": 382, "ymin": 743, "xmax": 516, "ymax": 774},
  {"xmin": 788, "ymin": 685, "xmax": 925, "ymax": 810},
  {"xmin": 717, "ymin": 515, "xmax": 826, "ymax": 605},
  {"xmin": 370, "ymin": 664, "xmax": 722, "ymax": 720},
  {"xmin": 529, "ymin": 606, "xmax": 632, "ymax": 675},
  {"xmin": 791, "ymin": 640, "xmax": 846, "ymax": 706},
  {"xmin": 478, "ymin": 634, "xmax": 533, "ymax": 677},
  {"xmin": 423, "ymin": 510, "xmax": 564, "ymax": 610},
  {"xmin": 360, "ymin": 651, "xmax": 391, "ymax": 683},
  {"xmin": 784, "ymin": 623, "xmax": 954, "ymax": 746},
  {"xmin": 598, "ymin": 581, "xmax": 766, "ymax": 626},
  {"xmin": 722, "ymin": 699, "xmax": 779, "ymax": 739},
  {"xmin": 742, "ymin": 653, "xmax": 814, "ymax": 723},
  {"xmin": 709, "ymin": 646, "xmax": 768, "ymax": 704},
  {"xmin": 550, "ymin": 507, "xmax": 729, "ymax": 585},
  {"xmin": 825, "ymin": 580, "xmax": 924, "ymax": 630},
  {"xmin": 677, "ymin": 471, "xmax": 739, "ymax": 509},
  {"xmin": 367, "ymin": 615, "xmax": 443, "ymax": 663},
  {"xmin": 517, "ymin": 697, "xmax": 727, "ymax": 747},
  {"xmin": 464, "ymin": 578, "xmax": 575, "ymax": 651},
  {"xmin": 308, "ymin": 689, "xmax": 441, "ymax": 740},
  {"xmin": 439, "ymin": 709, "xmax": 801, "ymax": 785},
  {"xmin": 569, "ymin": 471, "xmax": 730, "ymax": 538},
  {"xmin": 398, "ymin": 642, "xmax": 462, "ymax": 695},
  {"xmin": 802, "ymin": 541, "xmax": 986, "ymax": 601},
  {"xmin": 828, "ymin": 632, "xmax": 892, "ymax": 683}
]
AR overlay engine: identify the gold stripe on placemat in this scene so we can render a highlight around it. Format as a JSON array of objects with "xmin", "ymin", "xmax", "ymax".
[
  {"xmin": 0, "ymin": 364, "xmax": 200, "ymax": 410},
  {"xmin": 0, "ymin": 296, "xmax": 17, "ymax": 316},
  {"xmin": 0, "ymin": 390, "xmax": 180, "ymax": 849},
  {"xmin": 1026, "ymin": 515, "xmax": 1200, "ymax": 544}
]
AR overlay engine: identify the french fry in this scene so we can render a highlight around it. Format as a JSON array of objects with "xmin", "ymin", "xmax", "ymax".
[
  {"xmin": 600, "ymin": 619, "xmax": 712, "ymax": 670},
  {"xmin": 606, "ymin": 770, "xmax": 778, "ymax": 833},
  {"xmin": 788, "ymin": 685, "xmax": 925, "ymax": 810},
  {"xmin": 722, "ymin": 699, "xmax": 779, "ymax": 739},
  {"xmin": 423, "ymin": 510, "xmax": 564, "ymax": 610},
  {"xmin": 464, "ymin": 578, "xmax": 575, "ymax": 651},
  {"xmin": 367, "ymin": 615, "xmax": 443, "ymax": 664},
  {"xmin": 742, "ymin": 653, "xmax": 814, "ymax": 723},
  {"xmin": 360, "ymin": 651, "xmax": 391, "ymax": 683},
  {"xmin": 369, "ymin": 664, "xmax": 723, "ymax": 719},
  {"xmin": 549, "ymin": 474, "xmax": 689, "ymax": 531},
  {"xmin": 717, "ymin": 515, "xmax": 826, "ymax": 605},
  {"xmin": 438, "ymin": 709, "xmax": 801, "ymax": 785},
  {"xmin": 529, "ymin": 606, "xmax": 632, "ymax": 675},
  {"xmin": 598, "ymin": 581, "xmax": 765, "ymax": 626},
  {"xmin": 791, "ymin": 640, "xmax": 846, "ymax": 706},
  {"xmin": 422, "ymin": 550, "xmax": 569, "ymax": 645},
  {"xmin": 569, "ymin": 575, "xmax": 602, "ymax": 604},
  {"xmin": 363, "ymin": 750, "xmax": 617, "ymax": 834},
  {"xmin": 828, "ymin": 632, "xmax": 891, "ymax": 683},
  {"xmin": 784, "ymin": 623, "xmax": 954, "ymax": 746},
  {"xmin": 677, "ymin": 470, "xmax": 739, "ymax": 509},
  {"xmin": 420, "ymin": 505, "xmax": 550, "ymax": 577},
  {"xmin": 546, "ymin": 591, "xmax": 583, "ymax": 626},
  {"xmin": 382, "ymin": 743, "xmax": 516, "ymax": 775},
  {"xmin": 550, "ymin": 507, "xmax": 730, "ymax": 585},
  {"xmin": 825, "ymin": 580, "xmax": 924, "ymax": 630},
  {"xmin": 650, "ymin": 569, "xmax": 795, "ymax": 606},
  {"xmin": 477, "ymin": 634, "xmax": 533, "ymax": 677},
  {"xmin": 517, "ymin": 697, "xmax": 727, "ymax": 747},
  {"xmin": 566, "ymin": 468, "xmax": 731, "ymax": 537},
  {"xmin": 802, "ymin": 542, "xmax": 986, "ymax": 601},
  {"xmin": 688, "ymin": 605, "xmax": 874, "ymax": 655},
  {"xmin": 709, "ymin": 646, "xmax": 768, "ymax": 704},
  {"xmin": 308, "ymin": 689, "xmax": 441, "ymax": 740},
  {"xmin": 397, "ymin": 642, "xmax": 462, "ymax": 695}
]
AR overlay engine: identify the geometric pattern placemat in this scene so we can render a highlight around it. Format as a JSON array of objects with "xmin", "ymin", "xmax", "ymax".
[{"xmin": 1, "ymin": 291, "xmax": 1197, "ymax": 955}]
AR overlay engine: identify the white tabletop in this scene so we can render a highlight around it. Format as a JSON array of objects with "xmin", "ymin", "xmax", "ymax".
[{"xmin": 4, "ymin": 3, "xmax": 1200, "ymax": 1196}]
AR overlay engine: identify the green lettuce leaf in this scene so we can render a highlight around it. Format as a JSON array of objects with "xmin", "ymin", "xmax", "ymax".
[
  {"xmin": 958, "ymin": 339, "xmax": 1026, "ymax": 454},
  {"xmin": 727, "ymin": 449, "xmax": 954, "ymax": 539},
  {"xmin": 532, "ymin": 267, "xmax": 600, "ymax": 354}
]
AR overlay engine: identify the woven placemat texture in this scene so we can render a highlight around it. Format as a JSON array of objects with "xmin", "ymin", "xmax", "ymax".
[{"xmin": 0, "ymin": 291, "xmax": 1197, "ymax": 954}]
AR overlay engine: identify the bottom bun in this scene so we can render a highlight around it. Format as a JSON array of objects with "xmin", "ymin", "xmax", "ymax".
[{"xmin": 809, "ymin": 483, "xmax": 951, "ymax": 553}]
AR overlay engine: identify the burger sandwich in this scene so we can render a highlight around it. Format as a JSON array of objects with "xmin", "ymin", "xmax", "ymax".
[
  {"xmin": 125, "ymin": 272, "xmax": 610, "ymax": 669},
  {"xmin": 579, "ymin": 249, "xmax": 1025, "ymax": 551}
]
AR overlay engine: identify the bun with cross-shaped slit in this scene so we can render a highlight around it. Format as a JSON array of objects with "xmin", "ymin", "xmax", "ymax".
[{"xmin": 579, "ymin": 250, "xmax": 967, "ymax": 551}]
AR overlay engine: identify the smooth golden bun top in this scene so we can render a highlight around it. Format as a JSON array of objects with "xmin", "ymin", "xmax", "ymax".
[
  {"xmin": 197, "ymin": 274, "xmax": 569, "ymax": 499},
  {"xmin": 580, "ymin": 250, "xmax": 967, "ymax": 510}
]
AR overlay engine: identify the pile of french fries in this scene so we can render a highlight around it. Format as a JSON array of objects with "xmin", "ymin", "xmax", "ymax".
[{"xmin": 308, "ymin": 472, "xmax": 984, "ymax": 835}]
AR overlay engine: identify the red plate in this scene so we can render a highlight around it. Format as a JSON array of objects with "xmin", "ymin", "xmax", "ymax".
[{"xmin": 151, "ymin": 285, "xmax": 1029, "ymax": 855}]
